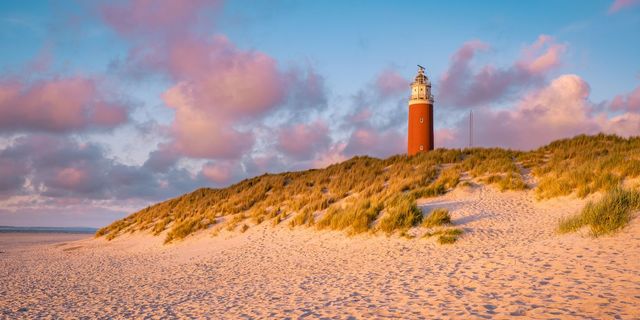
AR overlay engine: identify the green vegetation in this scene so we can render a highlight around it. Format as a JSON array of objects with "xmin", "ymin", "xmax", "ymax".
[
  {"xmin": 423, "ymin": 228, "xmax": 464, "ymax": 244},
  {"xmin": 558, "ymin": 188, "xmax": 640, "ymax": 236},
  {"xmin": 95, "ymin": 134, "xmax": 640, "ymax": 242},
  {"xmin": 422, "ymin": 208, "xmax": 451, "ymax": 228}
]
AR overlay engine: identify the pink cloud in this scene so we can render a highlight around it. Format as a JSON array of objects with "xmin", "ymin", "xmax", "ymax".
[
  {"xmin": 517, "ymin": 35, "xmax": 566, "ymax": 74},
  {"xmin": 276, "ymin": 121, "xmax": 332, "ymax": 160},
  {"xmin": 312, "ymin": 142, "xmax": 348, "ymax": 168},
  {"xmin": 0, "ymin": 157, "xmax": 28, "ymax": 197},
  {"xmin": 52, "ymin": 167, "xmax": 92, "ymax": 191},
  {"xmin": 608, "ymin": 0, "xmax": 640, "ymax": 13},
  {"xmin": 442, "ymin": 74, "xmax": 640, "ymax": 150},
  {"xmin": 101, "ymin": 0, "xmax": 221, "ymax": 37},
  {"xmin": 201, "ymin": 162, "xmax": 235, "ymax": 184},
  {"xmin": 438, "ymin": 36, "xmax": 566, "ymax": 107},
  {"xmin": 102, "ymin": 1, "xmax": 327, "ymax": 162},
  {"xmin": 161, "ymin": 81, "xmax": 256, "ymax": 159},
  {"xmin": 0, "ymin": 77, "xmax": 128, "ymax": 133},
  {"xmin": 609, "ymin": 85, "xmax": 640, "ymax": 112},
  {"xmin": 163, "ymin": 36, "xmax": 286, "ymax": 118},
  {"xmin": 343, "ymin": 126, "xmax": 405, "ymax": 158},
  {"xmin": 375, "ymin": 69, "xmax": 410, "ymax": 98}
]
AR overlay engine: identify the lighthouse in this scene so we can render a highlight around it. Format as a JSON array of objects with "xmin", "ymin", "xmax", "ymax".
[{"xmin": 407, "ymin": 65, "xmax": 434, "ymax": 155}]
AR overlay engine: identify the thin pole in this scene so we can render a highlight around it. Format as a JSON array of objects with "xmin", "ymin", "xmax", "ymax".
[{"xmin": 469, "ymin": 109, "xmax": 473, "ymax": 148}]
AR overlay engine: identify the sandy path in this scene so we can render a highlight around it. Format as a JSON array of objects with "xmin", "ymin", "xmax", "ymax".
[{"xmin": 1, "ymin": 186, "xmax": 639, "ymax": 319}]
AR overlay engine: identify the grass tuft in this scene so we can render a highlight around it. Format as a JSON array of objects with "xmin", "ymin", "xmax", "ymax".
[
  {"xmin": 289, "ymin": 209, "xmax": 315, "ymax": 227},
  {"xmin": 317, "ymin": 199, "xmax": 382, "ymax": 235},
  {"xmin": 423, "ymin": 228, "xmax": 464, "ymax": 244},
  {"xmin": 422, "ymin": 208, "xmax": 451, "ymax": 228},
  {"xmin": 558, "ymin": 188, "xmax": 640, "ymax": 236},
  {"xmin": 378, "ymin": 195, "xmax": 423, "ymax": 234}
]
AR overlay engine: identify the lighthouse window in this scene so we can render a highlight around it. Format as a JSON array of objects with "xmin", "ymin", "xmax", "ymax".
[
  {"xmin": 419, "ymin": 117, "xmax": 424, "ymax": 123},
  {"xmin": 420, "ymin": 145, "xmax": 424, "ymax": 151}
]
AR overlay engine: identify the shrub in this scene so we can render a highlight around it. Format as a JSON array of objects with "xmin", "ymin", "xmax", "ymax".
[
  {"xmin": 558, "ymin": 188, "xmax": 640, "ymax": 236},
  {"xmin": 378, "ymin": 195, "xmax": 422, "ymax": 234},
  {"xmin": 422, "ymin": 208, "xmax": 451, "ymax": 228}
]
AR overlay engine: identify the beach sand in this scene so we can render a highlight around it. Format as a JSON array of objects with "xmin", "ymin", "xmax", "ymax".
[{"xmin": 1, "ymin": 186, "xmax": 639, "ymax": 319}]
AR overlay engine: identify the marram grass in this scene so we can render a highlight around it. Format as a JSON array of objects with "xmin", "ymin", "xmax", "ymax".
[
  {"xmin": 558, "ymin": 188, "xmax": 640, "ymax": 237},
  {"xmin": 94, "ymin": 134, "xmax": 640, "ymax": 242},
  {"xmin": 422, "ymin": 208, "xmax": 451, "ymax": 228}
]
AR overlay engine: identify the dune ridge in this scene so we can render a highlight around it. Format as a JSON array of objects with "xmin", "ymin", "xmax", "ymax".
[{"xmin": 97, "ymin": 134, "xmax": 640, "ymax": 243}]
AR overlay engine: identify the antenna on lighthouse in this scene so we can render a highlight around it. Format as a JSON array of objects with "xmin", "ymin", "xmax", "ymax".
[{"xmin": 469, "ymin": 109, "xmax": 474, "ymax": 148}]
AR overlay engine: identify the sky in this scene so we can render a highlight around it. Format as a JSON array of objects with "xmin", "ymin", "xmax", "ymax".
[{"xmin": 0, "ymin": 0, "xmax": 639, "ymax": 227}]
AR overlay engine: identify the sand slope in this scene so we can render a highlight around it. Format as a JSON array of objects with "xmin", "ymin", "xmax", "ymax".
[{"xmin": 1, "ymin": 186, "xmax": 639, "ymax": 319}]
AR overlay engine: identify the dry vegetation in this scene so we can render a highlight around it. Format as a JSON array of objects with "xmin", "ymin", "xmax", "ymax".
[
  {"xmin": 558, "ymin": 188, "xmax": 640, "ymax": 236},
  {"xmin": 96, "ymin": 134, "xmax": 640, "ymax": 242},
  {"xmin": 422, "ymin": 208, "xmax": 452, "ymax": 228}
]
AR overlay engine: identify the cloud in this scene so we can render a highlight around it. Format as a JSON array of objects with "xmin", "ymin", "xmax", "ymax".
[
  {"xmin": 200, "ymin": 161, "xmax": 237, "ymax": 184},
  {"xmin": 441, "ymin": 74, "xmax": 640, "ymax": 150},
  {"xmin": 375, "ymin": 69, "xmax": 410, "ymax": 98},
  {"xmin": 609, "ymin": 85, "xmax": 640, "ymax": 112},
  {"xmin": 101, "ymin": 0, "xmax": 221, "ymax": 38},
  {"xmin": 312, "ymin": 68, "xmax": 409, "ymax": 162},
  {"xmin": 0, "ymin": 134, "xmax": 206, "ymax": 201},
  {"xmin": 343, "ymin": 126, "xmax": 405, "ymax": 158},
  {"xmin": 102, "ymin": 1, "xmax": 326, "ymax": 163},
  {"xmin": 143, "ymin": 144, "xmax": 181, "ymax": 173},
  {"xmin": 0, "ymin": 155, "xmax": 28, "ymax": 197},
  {"xmin": 608, "ymin": 0, "xmax": 640, "ymax": 13},
  {"xmin": 0, "ymin": 77, "xmax": 129, "ymax": 134},
  {"xmin": 438, "ymin": 35, "xmax": 566, "ymax": 108},
  {"xmin": 276, "ymin": 121, "xmax": 332, "ymax": 160}
]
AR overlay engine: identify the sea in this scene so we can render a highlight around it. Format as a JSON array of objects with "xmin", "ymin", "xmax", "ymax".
[{"xmin": 0, "ymin": 226, "xmax": 98, "ymax": 234}]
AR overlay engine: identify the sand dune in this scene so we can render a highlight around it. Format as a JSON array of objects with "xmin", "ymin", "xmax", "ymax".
[{"xmin": 1, "ymin": 186, "xmax": 639, "ymax": 318}]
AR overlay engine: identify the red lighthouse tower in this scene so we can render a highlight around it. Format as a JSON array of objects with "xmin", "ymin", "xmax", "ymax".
[{"xmin": 407, "ymin": 65, "xmax": 434, "ymax": 155}]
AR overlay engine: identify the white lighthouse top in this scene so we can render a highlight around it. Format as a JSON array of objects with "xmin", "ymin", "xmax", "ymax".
[{"xmin": 409, "ymin": 65, "xmax": 434, "ymax": 104}]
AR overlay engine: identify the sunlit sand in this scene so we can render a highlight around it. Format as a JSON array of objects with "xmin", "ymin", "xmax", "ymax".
[{"xmin": 2, "ymin": 186, "xmax": 638, "ymax": 318}]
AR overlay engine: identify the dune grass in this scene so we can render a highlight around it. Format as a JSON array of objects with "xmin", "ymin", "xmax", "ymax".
[
  {"xmin": 316, "ymin": 199, "xmax": 382, "ymax": 235},
  {"xmin": 423, "ymin": 228, "xmax": 464, "ymax": 244},
  {"xmin": 377, "ymin": 195, "xmax": 423, "ymax": 234},
  {"xmin": 289, "ymin": 209, "xmax": 315, "ymax": 227},
  {"xmin": 422, "ymin": 208, "xmax": 451, "ymax": 228},
  {"xmin": 531, "ymin": 134, "xmax": 640, "ymax": 199},
  {"xmin": 95, "ymin": 134, "xmax": 640, "ymax": 242},
  {"xmin": 558, "ymin": 188, "xmax": 640, "ymax": 236}
]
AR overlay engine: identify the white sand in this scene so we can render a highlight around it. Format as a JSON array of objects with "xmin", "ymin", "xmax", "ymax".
[{"xmin": 1, "ymin": 186, "xmax": 639, "ymax": 319}]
